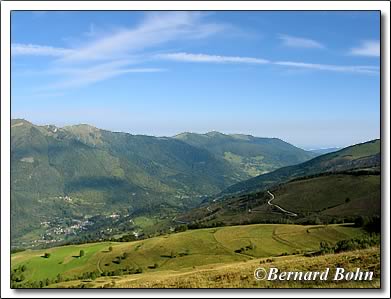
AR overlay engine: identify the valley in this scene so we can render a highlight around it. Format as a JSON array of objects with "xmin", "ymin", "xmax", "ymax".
[
  {"xmin": 8, "ymin": 9, "xmax": 382, "ymax": 290},
  {"xmin": 10, "ymin": 120, "xmax": 381, "ymax": 289},
  {"xmin": 11, "ymin": 119, "xmax": 317, "ymax": 249}
]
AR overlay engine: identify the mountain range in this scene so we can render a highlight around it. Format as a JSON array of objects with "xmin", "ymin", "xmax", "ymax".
[
  {"xmin": 178, "ymin": 139, "xmax": 380, "ymax": 226},
  {"xmin": 11, "ymin": 119, "xmax": 316, "ymax": 245}
]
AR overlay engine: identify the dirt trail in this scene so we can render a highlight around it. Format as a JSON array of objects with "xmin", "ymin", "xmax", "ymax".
[{"xmin": 267, "ymin": 191, "xmax": 298, "ymax": 217}]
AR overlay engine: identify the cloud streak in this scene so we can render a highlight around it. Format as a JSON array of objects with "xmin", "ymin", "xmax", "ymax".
[
  {"xmin": 41, "ymin": 60, "xmax": 165, "ymax": 90},
  {"xmin": 11, "ymin": 43, "xmax": 74, "ymax": 57},
  {"xmin": 274, "ymin": 61, "xmax": 379, "ymax": 74},
  {"xmin": 350, "ymin": 40, "xmax": 380, "ymax": 57},
  {"xmin": 278, "ymin": 34, "xmax": 324, "ymax": 49},
  {"xmin": 58, "ymin": 12, "xmax": 226, "ymax": 64},
  {"xmin": 11, "ymin": 12, "xmax": 379, "ymax": 95},
  {"xmin": 158, "ymin": 52, "xmax": 379, "ymax": 74},
  {"xmin": 12, "ymin": 12, "xmax": 227, "ymax": 91},
  {"xmin": 157, "ymin": 52, "xmax": 270, "ymax": 64}
]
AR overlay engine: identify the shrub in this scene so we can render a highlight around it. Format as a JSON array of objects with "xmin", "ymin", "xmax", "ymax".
[
  {"xmin": 319, "ymin": 241, "xmax": 334, "ymax": 254},
  {"xmin": 334, "ymin": 234, "xmax": 380, "ymax": 253},
  {"xmin": 364, "ymin": 216, "xmax": 381, "ymax": 233},
  {"xmin": 354, "ymin": 216, "xmax": 367, "ymax": 227}
]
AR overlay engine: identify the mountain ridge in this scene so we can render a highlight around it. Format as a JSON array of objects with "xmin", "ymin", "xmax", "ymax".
[
  {"xmin": 219, "ymin": 138, "xmax": 380, "ymax": 196},
  {"xmin": 11, "ymin": 119, "xmax": 319, "ymax": 247}
]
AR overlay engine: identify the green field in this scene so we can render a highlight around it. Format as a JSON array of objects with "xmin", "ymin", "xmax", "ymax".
[
  {"xmin": 11, "ymin": 223, "xmax": 366, "ymax": 287},
  {"xmin": 273, "ymin": 173, "xmax": 380, "ymax": 216},
  {"xmin": 51, "ymin": 246, "xmax": 380, "ymax": 288}
]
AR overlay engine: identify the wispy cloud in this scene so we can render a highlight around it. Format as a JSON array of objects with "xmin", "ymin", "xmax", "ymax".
[
  {"xmin": 41, "ymin": 60, "xmax": 165, "ymax": 90},
  {"xmin": 58, "ymin": 12, "xmax": 226, "ymax": 64},
  {"xmin": 11, "ymin": 43, "xmax": 74, "ymax": 57},
  {"xmin": 350, "ymin": 40, "xmax": 380, "ymax": 57},
  {"xmin": 278, "ymin": 34, "xmax": 325, "ymax": 49},
  {"xmin": 12, "ymin": 12, "xmax": 379, "ymax": 95},
  {"xmin": 274, "ymin": 61, "xmax": 379, "ymax": 74},
  {"xmin": 156, "ymin": 52, "xmax": 269, "ymax": 64},
  {"xmin": 158, "ymin": 52, "xmax": 378, "ymax": 75},
  {"xmin": 12, "ymin": 12, "xmax": 227, "ymax": 92}
]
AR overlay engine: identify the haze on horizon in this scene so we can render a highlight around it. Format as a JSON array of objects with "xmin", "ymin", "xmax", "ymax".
[{"xmin": 11, "ymin": 11, "xmax": 380, "ymax": 149}]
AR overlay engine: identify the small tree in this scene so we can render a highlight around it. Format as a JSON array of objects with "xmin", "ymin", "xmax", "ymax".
[
  {"xmin": 79, "ymin": 250, "xmax": 85, "ymax": 257},
  {"xmin": 56, "ymin": 273, "xmax": 63, "ymax": 283},
  {"xmin": 108, "ymin": 246, "xmax": 113, "ymax": 252},
  {"xmin": 44, "ymin": 253, "xmax": 51, "ymax": 258},
  {"xmin": 319, "ymin": 241, "xmax": 333, "ymax": 254},
  {"xmin": 90, "ymin": 272, "xmax": 97, "ymax": 280},
  {"xmin": 354, "ymin": 216, "xmax": 367, "ymax": 227}
]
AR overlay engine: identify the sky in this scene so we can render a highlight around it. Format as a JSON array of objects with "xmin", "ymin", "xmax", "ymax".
[{"xmin": 11, "ymin": 11, "xmax": 380, "ymax": 149}]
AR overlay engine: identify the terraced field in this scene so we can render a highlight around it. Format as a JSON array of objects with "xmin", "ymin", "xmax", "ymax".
[
  {"xmin": 11, "ymin": 223, "xmax": 366, "ymax": 288},
  {"xmin": 52, "ymin": 247, "xmax": 380, "ymax": 288}
]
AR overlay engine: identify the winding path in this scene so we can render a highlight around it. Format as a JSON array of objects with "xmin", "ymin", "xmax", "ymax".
[
  {"xmin": 267, "ymin": 191, "xmax": 298, "ymax": 217},
  {"xmin": 97, "ymin": 255, "xmax": 104, "ymax": 274}
]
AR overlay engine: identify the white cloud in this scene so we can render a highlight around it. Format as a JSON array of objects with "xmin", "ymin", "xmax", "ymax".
[
  {"xmin": 11, "ymin": 43, "xmax": 74, "ymax": 57},
  {"xmin": 58, "ymin": 12, "xmax": 226, "ymax": 63},
  {"xmin": 278, "ymin": 34, "xmax": 324, "ymax": 49},
  {"xmin": 275, "ymin": 61, "xmax": 379, "ymax": 74},
  {"xmin": 12, "ymin": 12, "xmax": 227, "ymax": 91},
  {"xmin": 350, "ymin": 40, "xmax": 380, "ymax": 57},
  {"xmin": 41, "ymin": 60, "xmax": 165, "ymax": 90},
  {"xmin": 157, "ymin": 52, "xmax": 269, "ymax": 64},
  {"xmin": 12, "ymin": 12, "xmax": 379, "ymax": 94},
  {"xmin": 158, "ymin": 52, "xmax": 378, "ymax": 75},
  {"xmin": 12, "ymin": 12, "xmax": 226, "ymax": 62}
]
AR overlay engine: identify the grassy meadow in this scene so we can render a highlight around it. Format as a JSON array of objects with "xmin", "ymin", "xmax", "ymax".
[
  {"xmin": 51, "ymin": 247, "xmax": 380, "ymax": 288},
  {"xmin": 11, "ymin": 223, "xmax": 374, "ymax": 288}
]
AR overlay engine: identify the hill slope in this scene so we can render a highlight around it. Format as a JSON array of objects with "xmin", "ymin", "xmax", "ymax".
[
  {"xmin": 174, "ymin": 132, "xmax": 316, "ymax": 177},
  {"xmin": 52, "ymin": 247, "xmax": 380, "ymax": 288},
  {"xmin": 178, "ymin": 172, "xmax": 380, "ymax": 227},
  {"xmin": 11, "ymin": 120, "xmax": 236, "ymax": 244},
  {"xmin": 177, "ymin": 140, "xmax": 380, "ymax": 226},
  {"xmin": 11, "ymin": 223, "xmax": 366, "ymax": 288},
  {"xmin": 221, "ymin": 139, "xmax": 380, "ymax": 196},
  {"xmin": 11, "ymin": 119, "xmax": 315, "ymax": 248}
]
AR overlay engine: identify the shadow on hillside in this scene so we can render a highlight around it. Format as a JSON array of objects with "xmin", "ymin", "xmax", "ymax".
[{"xmin": 339, "ymin": 223, "xmax": 356, "ymax": 228}]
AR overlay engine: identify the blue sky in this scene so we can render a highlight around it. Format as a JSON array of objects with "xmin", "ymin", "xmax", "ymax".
[{"xmin": 11, "ymin": 11, "xmax": 380, "ymax": 149}]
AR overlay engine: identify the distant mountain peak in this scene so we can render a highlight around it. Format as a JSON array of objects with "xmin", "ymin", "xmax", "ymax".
[
  {"xmin": 228, "ymin": 133, "xmax": 253, "ymax": 141},
  {"xmin": 11, "ymin": 119, "xmax": 33, "ymax": 128},
  {"xmin": 63, "ymin": 123, "xmax": 100, "ymax": 132},
  {"xmin": 173, "ymin": 132, "xmax": 194, "ymax": 139},
  {"xmin": 205, "ymin": 131, "xmax": 226, "ymax": 137}
]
